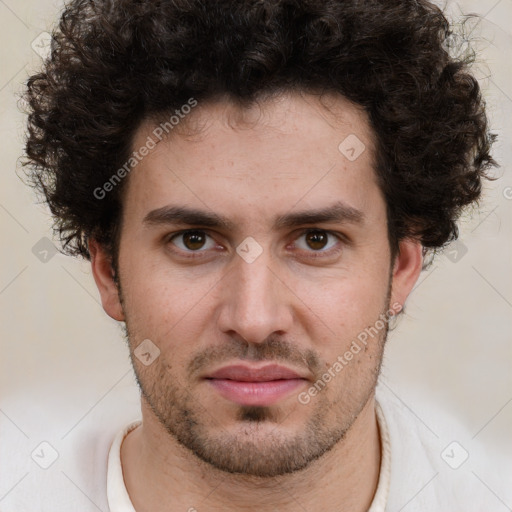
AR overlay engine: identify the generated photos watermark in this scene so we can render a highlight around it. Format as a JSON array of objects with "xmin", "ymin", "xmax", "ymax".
[
  {"xmin": 93, "ymin": 97, "xmax": 198, "ymax": 200},
  {"xmin": 298, "ymin": 301, "xmax": 403, "ymax": 405}
]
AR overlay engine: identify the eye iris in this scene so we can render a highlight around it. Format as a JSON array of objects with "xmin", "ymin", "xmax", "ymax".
[
  {"xmin": 180, "ymin": 231, "xmax": 331, "ymax": 252},
  {"xmin": 183, "ymin": 231, "xmax": 206, "ymax": 250},
  {"xmin": 306, "ymin": 230, "xmax": 328, "ymax": 250}
]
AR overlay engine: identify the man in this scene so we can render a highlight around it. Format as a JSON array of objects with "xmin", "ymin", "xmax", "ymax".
[{"xmin": 22, "ymin": 0, "xmax": 500, "ymax": 510}]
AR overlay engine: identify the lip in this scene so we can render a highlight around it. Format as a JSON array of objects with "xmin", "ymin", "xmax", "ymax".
[
  {"xmin": 205, "ymin": 364, "xmax": 308, "ymax": 406},
  {"xmin": 206, "ymin": 364, "xmax": 305, "ymax": 381}
]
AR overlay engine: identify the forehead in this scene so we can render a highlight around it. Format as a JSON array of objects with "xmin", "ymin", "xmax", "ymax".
[
  {"xmin": 123, "ymin": 90, "xmax": 382, "ymax": 229},
  {"xmin": 135, "ymin": 90, "xmax": 374, "ymax": 157}
]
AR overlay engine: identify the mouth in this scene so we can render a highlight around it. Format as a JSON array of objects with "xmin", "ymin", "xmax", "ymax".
[{"xmin": 204, "ymin": 364, "xmax": 308, "ymax": 407}]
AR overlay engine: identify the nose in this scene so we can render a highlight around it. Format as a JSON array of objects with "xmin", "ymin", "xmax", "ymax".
[{"xmin": 216, "ymin": 246, "xmax": 294, "ymax": 345}]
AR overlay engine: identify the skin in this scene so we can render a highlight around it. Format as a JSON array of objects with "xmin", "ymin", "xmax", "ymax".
[{"xmin": 90, "ymin": 90, "xmax": 423, "ymax": 512}]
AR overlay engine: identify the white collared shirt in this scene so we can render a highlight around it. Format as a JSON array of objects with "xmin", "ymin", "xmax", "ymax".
[{"xmin": 3, "ymin": 383, "xmax": 502, "ymax": 511}]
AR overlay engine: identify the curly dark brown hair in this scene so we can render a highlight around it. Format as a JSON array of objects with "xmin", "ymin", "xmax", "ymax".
[{"xmin": 22, "ymin": 0, "xmax": 497, "ymax": 266}]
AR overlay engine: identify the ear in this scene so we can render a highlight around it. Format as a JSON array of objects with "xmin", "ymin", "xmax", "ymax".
[
  {"xmin": 89, "ymin": 239, "xmax": 125, "ymax": 321},
  {"xmin": 390, "ymin": 239, "xmax": 424, "ymax": 310}
]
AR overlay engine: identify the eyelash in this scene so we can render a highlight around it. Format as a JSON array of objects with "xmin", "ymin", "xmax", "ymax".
[{"xmin": 165, "ymin": 229, "xmax": 345, "ymax": 260}]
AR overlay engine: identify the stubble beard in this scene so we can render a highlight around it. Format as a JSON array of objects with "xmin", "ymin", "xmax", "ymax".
[{"xmin": 122, "ymin": 322, "xmax": 388, "ymax": 478}]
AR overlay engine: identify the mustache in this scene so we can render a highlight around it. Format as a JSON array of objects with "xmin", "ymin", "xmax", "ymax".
[{"xmin": 187, "ymin": 336, "xmax": 323, "ymax": 377}]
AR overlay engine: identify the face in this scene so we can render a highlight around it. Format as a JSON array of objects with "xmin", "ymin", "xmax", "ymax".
[{"xmin": 91, "ymin": 90, "xmax": 422, "ymax": 477}]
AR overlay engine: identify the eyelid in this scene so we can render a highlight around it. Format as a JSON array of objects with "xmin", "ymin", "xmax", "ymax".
[
  {"xmin": 165, "ymin": 227, "xmax": 346, "ymax": 258},
  {"xmin": 290, "ymin": 228, "xmax": 345, "ymax": 256},
  {"xmin": 166, "ymin": 229, "xmax": 219, "ymax": 254}
]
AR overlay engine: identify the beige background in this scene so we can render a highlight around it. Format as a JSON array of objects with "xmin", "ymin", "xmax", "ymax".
[{"xmin": 0, "ymin": 0, "xmax": 511, "ymax": 509}]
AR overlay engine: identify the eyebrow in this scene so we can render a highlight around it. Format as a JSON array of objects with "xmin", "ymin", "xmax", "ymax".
[{"xmin": 142, "ymin": 201, "xmax": 365, "ymax": 231}]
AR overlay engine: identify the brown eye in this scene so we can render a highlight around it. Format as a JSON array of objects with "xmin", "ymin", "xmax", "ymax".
[
  {"xmin": 305, "ymin": 230, "xmax": 329, "ymax": 250},
  {"xmin": 294, "ymin": 229, "xmax": 342, "ymax": 257},
  {"xmin": 169, "ymin": 230, "xmax": 216, "ymax": 252},
  {"xmin": 182, "ymin": 231, "xmax": 206, "ymax": 250}
]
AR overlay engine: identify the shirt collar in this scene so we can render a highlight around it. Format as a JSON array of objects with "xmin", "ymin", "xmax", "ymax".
[{"xmin": 107, "ymin": 401, "xmax": 391, "ymax": 512}]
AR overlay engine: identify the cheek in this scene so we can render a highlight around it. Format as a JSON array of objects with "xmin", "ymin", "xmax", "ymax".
[
  {"xmin": 293, "ymin": 264, "xmax": 390, "ymax": 353},
  {"xmin": 119, "ymin": 228, "xmax": 391, "ymax": 355},
  {"xmin": 120, "ymin": 262, "xmax": 219, "ymax": 342}
]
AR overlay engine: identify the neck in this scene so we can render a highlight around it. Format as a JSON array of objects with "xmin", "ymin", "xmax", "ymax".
[{"xmin": 121, "ymin": 395, "xmax": 381, "ymax": 512}]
